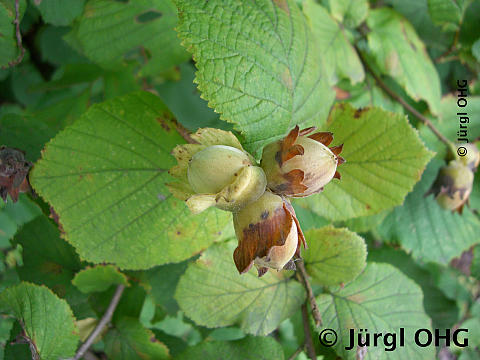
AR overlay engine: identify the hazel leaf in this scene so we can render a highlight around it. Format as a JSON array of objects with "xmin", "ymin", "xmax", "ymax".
[
  {"xmin": 174, "ymin": 0, "xmax": 334, "ymax": 155},
  {"xmin": 175, "ymin": 241, "xmax": 305, "ymax": 336},
  {"xmin": 366, "ymin": 8, "xmax": 441, "ymax": 115},
  {"xmin": 31, "ymin": 91, "xmax": 232, "ymax": 270},
  {"xmin": 301, "ymin": 103, "xmax": 433, "ymax": 221},
  {"xmin": 303, "ymin": 226, "xmax": 367, "ymax": 287},
  {"xmin": 104, "ymin": 317, "xmax": 169, "ymax": 360},
  {"xmin": 303, "ymin": 0, "xmax": 364, "ymax": 85},
  {"xmin": 0, "ymin": 282, "xmax": 80, "ymax": 360},
  {"xmin": 65, "ymin": 0, "xmax": 189, "ymax": 74},
  {"xmin": 378, "ymin": 160, "xmax": 480, "ymax": 264},
  {"xmin": 317, "ymin": 263, "xmax": 435, "ymax": 360},
  {"xmin": 72, "ymin": 265, "xmax": 129, "ymax": 293},
  {"xmin": 176, "ymin": 336, "xmax": 284, "ymax": 360}
]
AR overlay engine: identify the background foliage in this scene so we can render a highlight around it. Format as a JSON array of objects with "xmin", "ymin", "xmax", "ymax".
[{"xmin": 0, "ymin": 0, "xmax": 479, "ymax": 359}]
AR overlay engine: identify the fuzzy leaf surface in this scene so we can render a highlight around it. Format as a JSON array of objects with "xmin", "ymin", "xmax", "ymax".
[
  {"xmin": 31, "ymin": 91, "xmax": 231, "ymax": 269},
  {"xmin": 366, "ymin": 8, "xmax": 441, "ymax": 115},
  {"xmin": 317, "ymin": 263, "xmax": 435, "ymax": 359},
  {"xmin": 301, "ymin": 103, "xmax": 433, "ymax": 221},
  {"xmin": 303, "ymin": 226, "xmax": 366, "ymax": 286},
  {"xmin": 174, "ymin": 0, "xmax": 334, "ymax": 154},
  {"xmin": 0, "ymin": 282, "xmax": 79, "ymax": 360},
  {"xmin": 175, "ymin": 241, "xmax": 305, "ymax": 336}
]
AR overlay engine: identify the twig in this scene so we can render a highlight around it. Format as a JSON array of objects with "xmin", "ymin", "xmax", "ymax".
[
  {"xmin": 71, "ymin": 285, "xmax": 125, "ymax": 360},
  {"xmin": 301, "ymin": 303, "xmax": 317, "ymax": 360},
  {"xmin": 2, "ymin": 0, "xmax": 25, "ymax": 69},
  {"xmin": 287, "ymin": 343, "xmax": 304, "ymax": 360},
  {"xmin": 296, "ymin": 260, "xmax": 322, "ymax": 327},
  {"xmin": 356, "ymin": 47, "xmax": 455, "ymax": 152}
]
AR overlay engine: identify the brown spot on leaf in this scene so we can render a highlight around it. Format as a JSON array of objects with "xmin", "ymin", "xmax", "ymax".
[
  {"xmin": 354, "ymin": 108, "xmax": 368, "ymax": 119},
  {"xmin": 366, "ymin": 204, "xmax": 371, "ymax": 210},
  {"xmin": 273, "ymin": 0, "xmax": 289, "ymax": 13}
]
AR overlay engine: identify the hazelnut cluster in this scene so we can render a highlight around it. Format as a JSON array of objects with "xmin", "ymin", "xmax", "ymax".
[
  {"xmin": 429, "ymin": 143, "xmax": 479, "ymax": 213},
  {"xmin": 168, "ymin": 126, "xmax": 344, "ymax": 276}
]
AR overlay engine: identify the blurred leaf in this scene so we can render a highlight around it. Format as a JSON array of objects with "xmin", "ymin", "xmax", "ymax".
[
  {"xmin": 378, "ymin": 160, "xmax": 480, "ymax": 264},
  {"xmin": 174, "ymin": 0, "xmax": 334, "ymax": 155},
  {"xmin": 303, "ymin": 0, "xmax": 364, "ymax": 85},
  {"xmin": 427, "ymin": 0, "xmax": 469, "ymax": 30},
  {"xmin": 291, "ymin": 202, "xmax": 329, "ymax": 231},
  {"xmin": 146, "ymin": 261, "xmax": 188, "ymax": 315},
  {"xmin": 66, "ymin": 0, "xmax": 189, "ymax": 74},
  {"xmin": 471, "ymin": 245, "xmax": 480, "ymax": 280},
  {"xmin": 368, "ymin": 246, "xmax": 459, "ymax": 329},
  {"xmin": 0, "ymin": 282, "xmax": 79, "ymax": 360},
  {"xmin": 104, "ymin": 317, "xmax": 169, "ymax": 360},
  {"xmin": 38, "ymin": 25, "xmax": 87, "ymax": 65},
  {"xmin": 472, "ymin": 38, "xmax": 480, "ymax": 62},
  {"xmin": 366, "ymin": 8, "xmax": 441, "ymax": 115},
  {"xmin": 420, "ymin": 96, "xmax": 480, "ymax": 159},
  {"xmin": 72, "ymin": 265, "xmax": 129, "ymax": 293},
  {"xmin": 0, "ymin": 195, "xmax": 41, "ymax": 247},
  {"xmin": 0, "ymin": 113, "xmax": 54, "ymax": 162},
  {"xmin": 0, "ymin": 0, "xmax": 27, "ymax": 67},
  {"xmin": 341, "ymin": 210, "xmax": 390, "ymax": 233},
  {"xmin": 301, "ymin": 103, "xmax": 433, "ymax": 221},
  {"xmin": 337, "ymin": 76, "xmax": 404, "ymax": 114},
  {"xmin": 10, "ymin": 64, "xmax": 44, "ymax": 107},
  {"xmin": 327, "ymin": 0, "xmax": 368, "ymax": 27},
  {"xmin": 317, "ymin": 263, "xmax": 435, "ymax": 359},
  {"xmin": 35, "ymin": 0, "xmax": 85, "ymax": 26},
  {"xmin": 175, "ymin": 241, "xmax": 305, "ymax": 336},
  {"xmin": 303, "ymin": 226, "xmax": 366, "ymax": 287},
  {"xmin": 155, "ymin": 63, "xmax": 229, "ymax": 131},
  {"xmin": 176, "ymin": 336, "xmax": 284, "ymax": 360},
  {"xmin": 31, "ymin": 91, "xmax": 232, "ymax": 269}
]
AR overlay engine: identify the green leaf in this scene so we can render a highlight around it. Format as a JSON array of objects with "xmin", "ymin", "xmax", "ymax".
[
  {"xmin": 378, "ymin": 160, "xmax": 480, "ymax": 264},
  {"xmin": 0, "ymin": 0, "xmax": 26, "ymax": 67},
  {"xmin": 368, "ymin": 246, "xmax": 459, "ymax": 329},
  {"xmin": 146, "ymin": 261, "xmax": 188, "ymax": 315},
  {"xmin": 13, "ymin": 215, "xmax": 82, "ymax": 296},
  {"xmin": 471, "ymin": 245, "xmax": 480, "ymax": 280},
  {"xmin": 31, "ymin": 91, "xmax": 232, "ymax": 269},
  {"xmin": 0, "ymin": 195, "xmax": 41, "ymax": 247},
  {"xmin": 174, "ymin": 0, "xmax": 334, "ymax": 154},
  {"xmin": 0, "ymin": 282, "xmax": 79, "ymax": 360},
  {"xmin": 155, "ymin": 63, "xmax": 229, "ymax": 131},
  {"xmin": 303, "ymin": 226, "xmax": 366, "ymax": 287},
  {"xmin": 303, "ymin": 0, "xmax": 364, "ymax": 85},
  {"xmin": 66, "ymin": 0, "xmax": 189, "ymax": 74},
  {"xmin": 35, "ymin": 0, "xmax": 85, "ymax": 26},
  {"xmin": 72, "ymin": 265, "xmax": 129, "ymax": 293},
  {"xmin": 420, "ymin": 96, "xmax": 480, "ymax": 159},
  {"xmin": 176, "ymin": 336, "xmax": 284, "ymax": 360},
  {"xmin": 104, "ymin": 317, "xmax": 169, "ymax": 360},
  {"xmin": 317, "ymin": 263, "xmax": 435, "ymax": 359},
  {"xmin": 427, "ymin": 0, "xmax": 468, "ymax": 29},
  {"xmin": 341, "ymin": 210, "xmax": 390, "ymax": 233},
  {"xmin": 328, "ymin": 0, "xmax": 369, "ymax": 27},
  {"xmin": 472, "ymin": 38, "xmax": 480, "ymax": 61},
  {"xmin": 301, "ymin": 103, "xmax": 433, "ymax": 221},
  {"xmin": 0, "ymin": 113, "xmax": 55, "ymax": 162},
  {"xmin": 175, "ymin": 241, "xmax": 305, "ymax": 336},
  {"xmin": 366, "ymin": 8, "xmax": 441, "ymax": 115}
]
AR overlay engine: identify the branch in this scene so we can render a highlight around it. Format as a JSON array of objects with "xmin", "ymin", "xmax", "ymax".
[
  {"xmin": 296, "ymin": 260, "xmax": 322, "ymax": 327},
  {"xmin": 2, "ymin": 0, "xmax": 25, "ymax": 69},
  {"xmin": 356, "ymin": 47, "xmax": 455, "ymax": 153},
  {"xmin": 71, "ymin": 284, "xmax": 126, "ymax": 360},
  {"xmin": 301, "ymin": 303, "xmax": 317, "ymax": 360}
]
